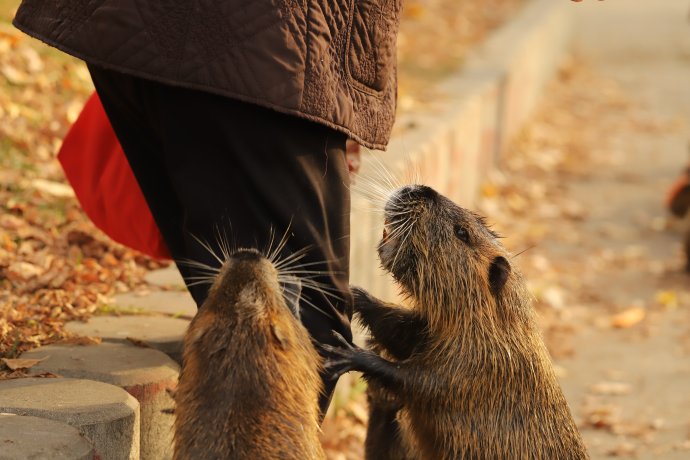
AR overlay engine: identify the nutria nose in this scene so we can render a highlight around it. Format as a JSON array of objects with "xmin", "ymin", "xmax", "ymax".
[
  {"xmin": 399, "ymin": 185, "xmax": 437, "ymax": 200},
  {"xmin": 415, "ymin": 185, "xmax": 437, "ymax": 199},
  {"xmin": 232, "ymin": 249, "xmax": 263, "ymax": 261}
]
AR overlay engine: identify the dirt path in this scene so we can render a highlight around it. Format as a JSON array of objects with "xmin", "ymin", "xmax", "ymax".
[{"xmin": 485, "ymin": 2, "xmax": 690, "ymax": 458}]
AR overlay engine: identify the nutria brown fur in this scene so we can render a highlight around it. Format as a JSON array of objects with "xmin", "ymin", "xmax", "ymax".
[
  {"xmin": 326, "ymin": 184, "xmax": 589, "ymax": 459},
  {"xmin": 174, "ymin": 248, "xmax": 324, "ymax": 460}
]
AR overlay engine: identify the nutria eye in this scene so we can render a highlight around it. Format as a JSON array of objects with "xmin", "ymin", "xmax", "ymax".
[{"xmin": 454, "ymin": 225, "xmax": 470, "ymax": 243}]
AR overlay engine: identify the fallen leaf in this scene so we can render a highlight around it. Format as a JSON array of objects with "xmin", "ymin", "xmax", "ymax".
[
  {"xmin": 606, "ymin": 442, "xmax": 637, "ymax": 457},
  {"xmin": 582, "ymin": 403, "xmax": 620, "ymax": 431},
  {"xmin": 30, "ymin": 179, "xmax": 75, "ymax": 198},
  {"xmin": 590, "ymin": 381, "xmax": 632, "ymax": 396},
  {"xmin": 655, "ymin": 290, "xmax": 679, "ymax": 310},
  {"xmin": 610, "ymin": 307, "xmax": 645, "ymax": 329},
  {"xmin": 1, "ymin": 63, "xmax": 28, "ymax": 84},
  {"xmin": 55, "ymin": 336, "xmax": 102, "ymax": 346},
  {"xmin": 6, "ymin": 261, "xmax": 45, "ymax": 281},
  {"xmin": 1, "ymin": 357, "xmax": 48, "ymax": 371},
  {"xmin": 127, "ymin": 337, "xmax": 152, "ymax": 348}
]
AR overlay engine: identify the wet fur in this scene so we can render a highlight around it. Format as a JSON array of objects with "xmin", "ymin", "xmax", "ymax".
[
  {"xmin": 174, "ymin": 250, "xmax": 324, "ymax": 460},
  {"xmin": 330, "ymin": 185, "xmax": 589, "ymax": 459}
]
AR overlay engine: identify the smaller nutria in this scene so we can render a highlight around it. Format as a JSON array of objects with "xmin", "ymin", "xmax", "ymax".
[
  {"xmin": 326, "ymin": 184, "xmax": 589, "ymax": 459},
  {"xmin": 666, "ymin": 161, "xmax": 690, "ymax": 271},
  {"xmin": 174, "ymin": 248, "xmax": 324, "ymax": 460}
]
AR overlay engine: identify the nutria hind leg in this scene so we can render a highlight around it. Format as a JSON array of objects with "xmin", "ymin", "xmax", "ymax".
[
  {"xmin": 365, "ymin": 383, "xmax": 413, "ymax": 460},
  {"xmin": 352, "ymin": 286, "xmax": 427, "ymax": 360}
]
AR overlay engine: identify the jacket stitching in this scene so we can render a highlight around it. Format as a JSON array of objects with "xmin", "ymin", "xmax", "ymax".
[{"xmin": 343, "ymin": 0, "xmax": 385, "ymax": 99}]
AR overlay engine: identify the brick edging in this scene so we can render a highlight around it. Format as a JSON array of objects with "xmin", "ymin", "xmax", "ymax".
[{"xmin": 350, "ymin": 0, "xmax": 574, "ymax": 300}]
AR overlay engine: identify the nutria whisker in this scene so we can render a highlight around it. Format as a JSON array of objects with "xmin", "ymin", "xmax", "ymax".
[
  {"xmin": 189, "ymin": 233, "xmax": 225, "ymax": 266},
  {"xmin": 183, "ymin": 275, "xmax": 219, "ymax": 282},
  {"xmin": 351, "ymin": 174, "xmax": 397, "ymax": 209},
  {"xmin": 298, "ymin": 281, "xmax": 346, "ymax": 303},
  {"xmin": 295, "ymin": 291, "xmax": 336, "ymax": 320},
  {"xmin": 277, "ymin": 270, "xmax": 340, "ymax": 285},
  {"xmin": 265, "ymin": 226, "xmax": 281, "ymax": 262},
  {"xmin": 176, "ymin": 258, "xmax": 221, "ymax": 276},
  {"xmin": 278, "ymin": 268, "xmax": 335, "ymax": 277},
  {"xmin": 389, "ymin": 217, "xmax": 418, "ymax": 274},
  {"xmin": 212, "ymin": 223, "xmax": 235, "ymax": 262},
  {"xmin": 276, "ymin": 260, "xmax": 334, "ymax": 271},
  {"xmin": 382, "ymin": 223, "xmax": 413, "ymax": 245},
  {"xmin": 266, "ymin": 223, "xmax": 296, "ymax": 265},
  {"xmin": 272, "ymin": 249, "xmax": 313, "ymax": 271},
  {"xmin": 355, "ymin": 177, "xmax": 395, "ymax": 200},
  {"xmin": 385, "ymin": 215, "xmax": 418, "ymax": 243},
  {"xmin": 385, "ymin": 215, "xmax": 416, "ymax": 230},
  {"xmin": 279, "ymin": 275, "xmax": 345, "ymax": 305},
  {"xmin": 366, "ymin": 150, "xmax": 402, "ymax": 190},
  {"xmin": 184, "ymin": 279, "xmax": 216, "ymax": 288}
]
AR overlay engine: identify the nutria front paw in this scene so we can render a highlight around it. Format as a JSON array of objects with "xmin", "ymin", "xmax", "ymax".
[{"xmin": 321, "ymin": 331, "xmax": 370, "ymax": 380}]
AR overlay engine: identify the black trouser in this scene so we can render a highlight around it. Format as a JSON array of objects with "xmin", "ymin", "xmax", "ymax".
[{"xmin": 88, "ymin": 65, "xmax": 352, "ymax": 415}]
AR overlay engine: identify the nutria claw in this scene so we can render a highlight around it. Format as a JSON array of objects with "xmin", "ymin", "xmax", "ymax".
[
  {"xmin": 321, "ymin": 331, "xmax": 365, "ymax": 380},
  {"xmin": 330, "ymin": 330, "xmax": 355, "ymax": 349}
]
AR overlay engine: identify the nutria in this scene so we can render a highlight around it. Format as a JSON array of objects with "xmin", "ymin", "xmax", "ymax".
[
  {"xmin": 174, "ymin": 247, "xmax": 325, "ymax": 460},
  {"xmin": 326, "ymin": 184, "xmax": 589, "ymax": 459},
  {"xmin": 666, "ymin": 162, "xmax": 690, "ymax": 271}
]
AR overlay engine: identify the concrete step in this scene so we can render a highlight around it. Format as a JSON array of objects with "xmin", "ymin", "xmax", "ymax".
[
  {"xmin": 113, "ymin": 291, "xmax": 196, "ymax": 319},
  {"xmin": 22, "ymin": 342, "xmax": 179, "ymax": 460},
  {"xmin": 0, "ymin": 414, "xmax": 96, "ymax": 460},
  {"xmin": 144, "ymin": 266, "xmax": 186, "ymax": 289},
  {"xmin": 66, "ymin": 315, "xmax": 190, "ymax": 364},
  {"xmin": 0, "ymin": 378, "xmax": 140, "ymax": 460}
]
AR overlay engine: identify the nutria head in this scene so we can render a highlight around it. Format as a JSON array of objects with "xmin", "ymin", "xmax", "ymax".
[
  {"xmin": 174, "ymin": 248, "xmax": 324, "ymax": 460},
  {"xmin": 378, "ymin": 185, "xmax": 531, "ymax": 335},
  {"xmin": 201, "ymin": 247, "xmax": 301, "ymax": 320}
]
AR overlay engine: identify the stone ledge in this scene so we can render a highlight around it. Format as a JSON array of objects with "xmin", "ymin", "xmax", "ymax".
[
  {"xmin": 0, "ymin": 378, "xmax": 140, "ymax": 460},
  {"xmin": 113, "ymin": 290, "xmax": 196, "ymax": 319},
  {"xmin": 65, "ymin": 314, "xmax": 189, "ymax": 364},
  {"xmin": 22, "ymin": 342, "xmax": 179, "ymax": 460},
  {"xmin": 0, "ymin": 414, "xmax": 96, "ymax": 460}
]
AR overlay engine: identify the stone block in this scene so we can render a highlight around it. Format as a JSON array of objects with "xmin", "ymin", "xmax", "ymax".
[
  {"xmin": 0, "ymin": 414, "xmax": 96, "ymax": 460},
  {"xmin": 0, "ymin": 378, "xmax": 140, "ymax": 460},
  {"xmin": 65, "ymin": 315, "xmax": 189, "ymax": 364},
  {"xmin": 22, "ymin": 343, "xmax": 179, "ymax": 460}
]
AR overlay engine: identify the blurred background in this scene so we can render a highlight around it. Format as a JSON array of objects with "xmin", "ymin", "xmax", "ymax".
[{"xmin": 1, "ymin": 1, "xmax": 690, "ymax": 459}]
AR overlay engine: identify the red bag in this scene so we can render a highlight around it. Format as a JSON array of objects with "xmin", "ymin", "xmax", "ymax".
[{"xmin": 58, "ymin": 92, "xmax": 171, "ymax": 259}]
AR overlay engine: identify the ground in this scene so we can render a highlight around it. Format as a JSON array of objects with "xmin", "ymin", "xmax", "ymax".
[
  {"xmin": 324, "ymin": 2, "xmax": 690, "ymax": 459},
  {"xmin": 2, "ymin": 1, "xmax": 689, "ymax": 459}
]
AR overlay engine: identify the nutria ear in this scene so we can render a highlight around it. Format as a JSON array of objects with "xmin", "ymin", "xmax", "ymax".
[
  {"xmin": 489, "ymin": 256, "xmax": 511, "ymax": 297},
  {"xmin": 271, "ymin": 323, "xmax": 289, "ymax": 350}
]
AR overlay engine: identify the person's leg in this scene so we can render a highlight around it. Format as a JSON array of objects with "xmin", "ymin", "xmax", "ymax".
[
  {"xmin": 88, "ymin": 65, "xmax": 352, "ymax": 414},
  {"xmin": 86, "ymin": 65, "xmax": 199, "ymax": 290}
]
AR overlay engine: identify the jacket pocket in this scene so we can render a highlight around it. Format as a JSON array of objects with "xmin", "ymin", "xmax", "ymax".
[{"xmin": 346, "ymin": 0, "xmax": 402, "ymax": 95}]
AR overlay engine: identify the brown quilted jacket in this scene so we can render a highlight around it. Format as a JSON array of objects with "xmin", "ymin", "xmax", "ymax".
[{"xmin": 13, "ymin": 0, "xmax": 402, "ymax": 150}]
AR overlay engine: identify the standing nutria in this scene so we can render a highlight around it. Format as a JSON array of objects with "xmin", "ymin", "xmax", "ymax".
[
  {"xmin": 326, "ymin": 184, "xmax": 589, "ymax": 459},
  {"xmin": 174, "ymin": 247, "xmax": 325, "ymax": 460}
]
